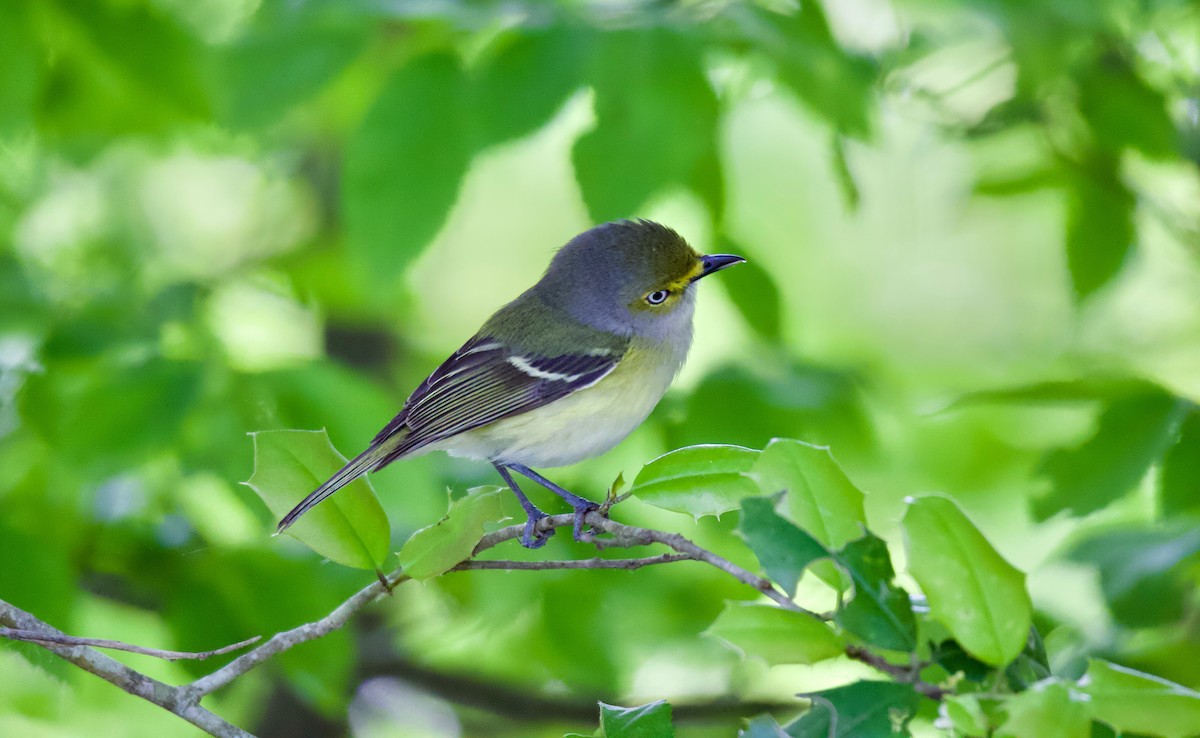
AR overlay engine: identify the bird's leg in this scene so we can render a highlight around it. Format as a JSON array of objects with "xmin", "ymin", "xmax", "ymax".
[
  {"xmin": 493, "ymin": 463, "xmax": 554, "ymax": 549},
  {"xmin": 507, "ymin": 464, "xmax": 599, "ymax": 542}
]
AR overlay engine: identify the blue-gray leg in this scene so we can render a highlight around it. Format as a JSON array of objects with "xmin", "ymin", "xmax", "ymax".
[
  {"xmin": 507, "ymin": 464, "xmax": 598, "ymax": 542},
  {"xmin": 493, "ymin": 463, "xmax": 554, "ymax": 549}
]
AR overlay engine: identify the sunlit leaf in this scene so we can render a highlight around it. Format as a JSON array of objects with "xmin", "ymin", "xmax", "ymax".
[
  {"xmin": 343, "ymin": 53, "xmax": 472, "ymax": 282},
  {"xmin": 398, "ymin": 486, "xmax": 506, "ymax": 580},
  {"xmin": 246, "ymin": 429, "xmax": 390, "ymax": 570},
  {"xmin": 751, "ymin": 439, "xmax": 866, "ymax": 551},
  {"xmin": 835, "ymin": 534, "xmax": 918, "ymax": 652},
  {"xmin": 785, "ymin": 680, "xmax": 920, "ymax": 737},
  {"xmin": 1034, "ymin": 389, "xmax": 1188, "ymax": 519},
  {"xmin": 599, "ymin": 700, "xmax": 674, "ymax": 738},
  {"xmin": 902, "ymin": 496, "xmax": 1031, "ymax": 666},
  {"xmin": 996, "ymin": 680, "xmax": 1091, "ymax": 738},
  {"xmin": 573, "ymin": 30, "xmax": 718, "ymax": 221},
  {"xmin": 1078, "ymin": 660, "xmax": 1200, "ymax": 738},
  {"xmin": 631, "ymin": 444, "xmax": 760, "ymax": 518},
  {"xmin": 737, "ymin": 497, "xmax": 828, "ymax": 597},
  {"xmin": 706, "ymin": 601, "xmax": 844, "ymax": 666},
  {"xmin": 943, "ymin": 694, "xmax": 988, "ymax": 737}
]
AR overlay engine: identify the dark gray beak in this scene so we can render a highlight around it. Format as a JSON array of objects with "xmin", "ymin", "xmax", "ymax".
[{"xmin": 696, "ymin": 254, "xmax": 746, "ymax": 280}]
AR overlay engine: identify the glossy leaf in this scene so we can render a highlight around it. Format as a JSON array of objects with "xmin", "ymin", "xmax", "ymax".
[
  {"xmin": 1078, "ymin": 660, "xmax": 1200, "ymax": 738},
  {"xmin": 751, "ymin": 439, "xmax": 867, "ymax": 551},
  {"xmin": 785, "ymin": 680, "xmax": 920, "ymax": 737},
  {"xmin": 343, "ymin": 53, "xmax": 473, "ymax": 282},
  {"xmin": 398, "ymin": 487, "xmax": 507, "ymax": 580},
  {"xmin": 1034, "ymin": 390, "xmax": 1188, "ymax": 520},
  {"xmin": 246, "ymin": 429, "xmax": 390, "ymax": 570},
  {"xmin": 738, "ymin": 496, "xmax": 829, "ymax": 597},
  {"xmin": 834, "ymin": 534, "xmax": 918, "ymax": 652},
  {"xmin": 599, "ymin": 700, "xmax": 674, "ymax": 738},
  {"xmin": 706, "ymin": 602, "xmax": 844, "ymax": 666},
  {"xmin": 1161, "ymin": 411, "xmax": 1200, "ymax": 517},
  {"xmin": 632, "ymin": 444, "xmax": 760, "ymax": 518},
  {"xmin": 902, "ymin": 496, "xmax": 1031, "ymax": 666},
  {"xmin": 573, "ymin": 30, "xmax": 719, "ymax": 221},
  {"xmin": 996, "ymin": 680, "xmax": 1090, "ymax": 738}
]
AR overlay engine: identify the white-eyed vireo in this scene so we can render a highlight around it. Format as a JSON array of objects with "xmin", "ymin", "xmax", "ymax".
[{"xmin": 278, "ymin": 220, "xmax": 744, "ymax": 547}]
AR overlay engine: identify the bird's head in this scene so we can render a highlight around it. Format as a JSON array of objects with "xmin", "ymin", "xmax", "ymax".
[{"xmin": 535, "ymin": 220, "xmax": 745, "ymax": 340}]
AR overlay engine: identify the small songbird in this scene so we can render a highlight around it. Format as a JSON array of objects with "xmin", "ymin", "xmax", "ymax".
[{"xmin": 277, "ymin": 220, "xmax": 744, "ymax": 548}]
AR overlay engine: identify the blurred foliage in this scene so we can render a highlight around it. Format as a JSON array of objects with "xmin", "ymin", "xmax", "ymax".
[{"xmin": 2, "ymin": 0, "xmax": 1200, "ymax": 736}]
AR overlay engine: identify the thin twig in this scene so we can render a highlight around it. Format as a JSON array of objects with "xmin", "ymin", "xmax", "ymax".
[
  {"xmin": 844, "ymin": 645, "xmax": 948, "ymax": 700},
  {"xmin": 0, "ymin": 599, "xmax": 252, "ymax": 738},
  {"xmin": 0, "ymin": 627, "xmax": 260, "ymax": 661},
  {"xmin": 454, "ymin": 553, "xmax": 691, "ymax": 571}
]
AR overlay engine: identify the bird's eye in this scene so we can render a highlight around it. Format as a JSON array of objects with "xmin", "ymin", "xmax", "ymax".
[{"xmin": 645, "ymin": 290, "xmax": 670, "ymax": 305}]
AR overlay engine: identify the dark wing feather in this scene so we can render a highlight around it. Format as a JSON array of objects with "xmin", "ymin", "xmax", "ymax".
[{"xmin": 371, "ymin": 334, "xmax": 627, "ymax": 465}]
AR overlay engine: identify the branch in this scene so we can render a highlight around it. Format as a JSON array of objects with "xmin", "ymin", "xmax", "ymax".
[
  {"xmin": 0, "ymin": 599, "xmax": 253, "ymax": 738},
  {"xmin": 844, "ymin": 645, "xmax": 948, "ymax": 700},
  {"xmin": 454, "ymin": 553, "xmax": 692, "ymax": 571},
  {"xmin": 0, "ymin": 627, "xmax": 260, "ymax": 661}
]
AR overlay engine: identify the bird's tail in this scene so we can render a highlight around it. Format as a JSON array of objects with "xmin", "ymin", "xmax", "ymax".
[{"xmin": 276, "ymin": 431, "xmax": 408, "ymax": 534}]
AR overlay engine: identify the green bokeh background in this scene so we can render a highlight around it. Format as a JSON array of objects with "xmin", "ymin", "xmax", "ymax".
[{"xmin": 2, "ymin": 0, "xmax": 1199, "ymax": 736}]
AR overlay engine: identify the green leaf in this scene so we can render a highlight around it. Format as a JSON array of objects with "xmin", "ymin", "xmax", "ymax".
[
  {"xmin": 902, "ymin": 496, "xmax": 1031, "ymax": 666},
  {"xmin": 740, "ymin": 4, "xmax": 875, "ymax": 137},
  {"xmin": 751, "ymin": 439, "xmax": 866, "ymax": 551},
  {"xmin": 706, "ymin": 602, "xmax": 845, "ymax": 666},
  {"xmin": 398, "ymin": 487, "xmax": 507, "ymax": 580},
  {"xmin": 996, "ymin": 680, "xmax": 1091, "ymax": 738},
  {"xmin": 343, "ymin": 53, "xmax": 473, "ymax": 282},
  {"xmin": 1079, "ymin": 55, "xmax": 1176, "ymax": 159},
  {"xmin": 944, "ymin": 694, "xmax": 989, "ymax": 737},
  {"xmin": 1034, "ymin": 390, "xmax": 1188, "ymax": 520},
  {"xmin": 835, "ymin": 534, "xmax": 918, "ymax": 652},
  {"xmin": 599, "ymin": 700, "xmax": 674, "ymax": 738},
  {"xmin": 573, "ymin": 30, "xmax": 719, "ymax": 221},
  {"xmin": 785, "ymin": 680, "xmax": 921, "ymax": 737},
  {"xmin": 737, "ymin": 497, "xmax": 829, "ymax": 597},
  {"xmin": 1064, "ymin": 155, "xmax": 1134, "ymax": 301},
  {"xmin": 470, "ymin": 28, "xmax": 588, "ymax": 148},
  {"xmin": 632, "ymin": 445, "xmax": 760, "ymax": 518},
  {"xmin": 1161, "ymin": 411, "xmax": 1200, "ymax": 517},
  {"xmin": 1067, "ymin": 526, "xmax": 1200, "ymax": 628},
  {"xmin": 246, "ymin": 429, "xmax": 390, "ymax": 570},
  {"xmin": 740, "ymin": 715, "xmax": 789, "ymax": 738},
  {"xmin": 715, "ymin": 245, "xmax": 783, "ymax": 342},
  {"xmin": 1078, "ymin": 660, "xmax": 1200, "ymax": 738}
]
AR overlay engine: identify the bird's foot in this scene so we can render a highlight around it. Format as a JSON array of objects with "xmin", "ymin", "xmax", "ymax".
[
  {"xmin": 569, "ymin": 499, "xmax": 602, "ymax": 543},
  {"xmin": 520, "ymin": 509, "xmax": 555, "ymax": 549}
]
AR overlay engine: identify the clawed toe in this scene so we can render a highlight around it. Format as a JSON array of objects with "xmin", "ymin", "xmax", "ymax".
[{"xmin": 520, "ymin": 513, "xmax": 555, "ymax": 549}]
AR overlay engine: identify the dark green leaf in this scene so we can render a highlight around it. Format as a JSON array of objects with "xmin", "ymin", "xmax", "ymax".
[
  {"xmin": 1034, "ymin": 390, "xmax": 1188, "ymax": 520},
  {"xmin": 343, "ymin": 53, "xmax": 473, "ymax": 281},
  {"xmin": 599, "ymin": 700, "xmax": 674, "ymax": 738},
  {"xmin": 1064, "ymin": 156, "xmax": 1134, "ymax": 301},
  {"xmin": 784, "ymin": 680, "xmax": 921, "ymax": 737},
  {"xmin": 738, "ymin": 497, "xmax": 829, "ymax": 597},
  {"xmin": 835, "ymin": 535, "xmax": 918, "ymax": 652},
  {"xmin": 246, "ymin": 429, "xmax": 390, "ymax": 570},
  {"xmin": 1067, "ymin": 526, "xmax": 1200, "ymax": 628},
  {"xmin": 573, "ymin": 30, "xmax": 718, "ymax": 221},
  {"xmin": 1079, "ymin": 54, "xmax": 1176, "ymax": 159},
  {"xmin": 902, "ymin": 496, "xmax": 1031, "ymax": 666},
  {"xmin": 1161, "ymin": 411, "xmax": 1200, "ymax": 516},
  {"xmin": 715, "ymin": 238, "xmax": 783, "ymax": 341},
  {"xmin": 471, "ymin": 28, "xmax": 588, "ymax": 148},
  {"xmin": 632, "ymin": 445, "xmax": 760, "ymax": 518}
]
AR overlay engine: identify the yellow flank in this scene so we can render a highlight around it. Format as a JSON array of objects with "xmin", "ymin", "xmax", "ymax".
[{"xmin": 434, "ymin": 336, "xmax": 688, "ymax": 468}]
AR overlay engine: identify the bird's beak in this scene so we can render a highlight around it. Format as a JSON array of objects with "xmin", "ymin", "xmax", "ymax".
[{"xmin": 695, "ymin": 254, "xmax": 746, "ymax": 281}]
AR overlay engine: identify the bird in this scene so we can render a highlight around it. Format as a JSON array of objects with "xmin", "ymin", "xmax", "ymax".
[{"xmin": 277, "ymin": 220, "xmax": 744, "ymax": 548}]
